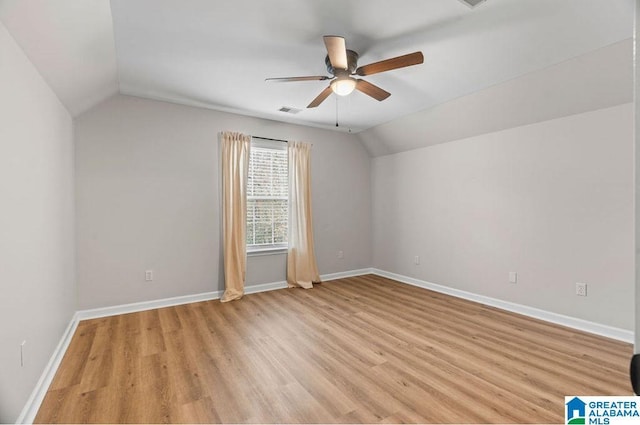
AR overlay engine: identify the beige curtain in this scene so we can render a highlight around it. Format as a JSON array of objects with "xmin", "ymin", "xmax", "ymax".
[
  {"xmin": 287, "ymin": 141, "xmax": 320, "ymax": 288},
  {"xmin": 220, "ymin": 131, "xmax": 251, "ymax": 302}
]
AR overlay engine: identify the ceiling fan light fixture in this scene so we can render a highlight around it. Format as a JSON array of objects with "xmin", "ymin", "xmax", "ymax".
[{"xmin": 330, "ymin": 77, "xmax": 357, "ymax": 96}]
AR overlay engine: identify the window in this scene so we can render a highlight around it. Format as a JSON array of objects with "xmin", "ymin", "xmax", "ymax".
[{"xmin": 246, "ymin": 139, "xmax": 288, "ymax": 252}]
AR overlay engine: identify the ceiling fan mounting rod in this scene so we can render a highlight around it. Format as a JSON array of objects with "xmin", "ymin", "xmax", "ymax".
[{"xmin": 325, "ymin": 49, "xmax": 359, "ymax": 75}]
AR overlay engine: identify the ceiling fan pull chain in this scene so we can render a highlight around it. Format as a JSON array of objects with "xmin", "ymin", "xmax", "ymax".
[
  {"xmin": 347, "ymin": 95, "xmax": 352, "ymax": 133},
  {"xmin": 335, "ymin": 95, "xmax": 339, "ymax": 127}
]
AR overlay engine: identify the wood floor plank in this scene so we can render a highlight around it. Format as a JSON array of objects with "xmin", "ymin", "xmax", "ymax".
[
  {"xmin": 177, "ymin": 396, "xmax": 222, "ymax": 423},
  {"xmin": 77, "ymin": 319, "xmax": 114, "ymax": 393},
  {"xmin": 35, "ymin": 275, "xmax": 633, "ymax": 423},
  {"xmin": 47, "ymin": 322, "xmax": 97, "ymax": 391}
]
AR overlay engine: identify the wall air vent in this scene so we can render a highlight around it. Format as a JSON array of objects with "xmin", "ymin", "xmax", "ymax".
[
  {"xmin": 458, "ymin": 0, "xmax": 487, "ymax": 8},
  {"xmin": 278, "ymin": 106, "xmax": 302, "ymax": 114}
]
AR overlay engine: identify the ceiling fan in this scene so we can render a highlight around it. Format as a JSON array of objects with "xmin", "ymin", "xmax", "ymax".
[{"xmin": 266, "ymin": 36, "xmax": 424, "ymax": 108}]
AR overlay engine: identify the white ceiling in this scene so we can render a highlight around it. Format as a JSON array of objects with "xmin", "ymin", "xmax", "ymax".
[
  {"xmin": 0, "ymin": 0, "xmax": 118, "ymax": 116},
  {"xmin": 0, "ymin": 0, "xmax": 634, "ymax": 133}
]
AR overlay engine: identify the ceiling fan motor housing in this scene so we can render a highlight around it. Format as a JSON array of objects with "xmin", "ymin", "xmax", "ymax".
[{"xmin": 325, "ymin": 49, "xmax": 359, "ymax": 75}]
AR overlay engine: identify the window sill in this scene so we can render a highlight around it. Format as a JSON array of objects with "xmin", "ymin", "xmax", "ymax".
[{"xmin": 247, "ymin": 247, "xmax": 288, "ymax": 257}]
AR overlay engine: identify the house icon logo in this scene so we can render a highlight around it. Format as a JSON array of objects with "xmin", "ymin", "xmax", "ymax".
[{"xmin": 566, "ymin": 397, "xmax": 586, "ymax": 424}]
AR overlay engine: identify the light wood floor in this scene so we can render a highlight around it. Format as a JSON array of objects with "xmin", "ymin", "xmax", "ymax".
[{"xmin": 35, "ymin": 274, "xmax": 632, "ymax": 424}]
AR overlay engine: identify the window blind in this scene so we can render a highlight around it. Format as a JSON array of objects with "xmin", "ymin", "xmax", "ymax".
[{"xmin": 246, "ymin": 145, "xmax": 288, "ymax": 250}]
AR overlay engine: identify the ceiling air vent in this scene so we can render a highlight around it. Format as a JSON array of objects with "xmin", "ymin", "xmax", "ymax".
[
  {"xmin": 278, "ymin": 106, "xmax": 301, "ymax": 114},
  {"xmin": 458, "ymin": 0, "xmax": 487, "ymax": 8}
]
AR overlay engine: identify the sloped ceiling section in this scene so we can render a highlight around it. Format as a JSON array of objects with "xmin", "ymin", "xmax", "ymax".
[
  {"xmin": 357, "ymin": 39, "xmax": 633, "ymax": 157},
  {"xmin": 0, "ymin": 0, "xmax": 118, "ymax": 116}
]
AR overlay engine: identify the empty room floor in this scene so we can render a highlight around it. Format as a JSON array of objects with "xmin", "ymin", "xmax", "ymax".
[{"xmin": 35, "ymin": 275, "xmax": 632, "ymax": 423}]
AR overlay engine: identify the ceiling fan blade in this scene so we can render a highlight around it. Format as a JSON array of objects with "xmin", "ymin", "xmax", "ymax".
[
  {"xmin": 323, "ymin": 35, "xmax": 348, "ymax": 70},
  {"xmin": 265, "ymin": 76, "xmax": 330, "ymax": 82},
  {"xmin": 307, "ymin": 86, "xmax": 333, "ymax": 108},
  {"xmin": 355, "ymin": 79, "xmax": 391, "ymax": 101},
  {"xmin": 355, "ymin": 51, "xmax": 424, "ymax": 76}
]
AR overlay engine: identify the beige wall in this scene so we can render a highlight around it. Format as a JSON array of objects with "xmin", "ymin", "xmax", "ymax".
[
  {"xmin": 0, "ymin": 22, "xmax": 76, "ymax": 423},
  {"xmin": 372, "ymin": 103, "xmax": 634, "ymax": 330},
  {"xmin": 74, "ymin": 95, "xmax": 371, "ymax": 309}
]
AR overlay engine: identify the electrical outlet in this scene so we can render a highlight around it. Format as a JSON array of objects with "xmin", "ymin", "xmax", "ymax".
[
  {"xmin": 337, "ymin": 250, "xmax": 344, "ymax": 259},
  {"xmin": 414, "ymin": 256, "xmax": 420, "ymax": 265},
  {"xmin": 145, "ymin": 270, "xmax": 153, "ymax": 281},
  {"xmin": 576, "ymin": 282, "xmax": 587, "ymax": 297},
  {"xmin": 20, "ymin": 340, "xmax": 26, "ymax": 367},
  {"xmin": 509, "ymin": 272, "xmax": 517, "ymax": 284}
]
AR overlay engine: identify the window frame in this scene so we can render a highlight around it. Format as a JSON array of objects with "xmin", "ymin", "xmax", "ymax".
[{"xmin": 246, "ymin": 138, "xmax": 288, "ymax": 255}]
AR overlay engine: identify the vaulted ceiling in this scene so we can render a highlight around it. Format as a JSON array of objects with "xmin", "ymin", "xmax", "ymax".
[{"xmin": 0, "ymin": 0, "xmax": 634, "ymax": 138}]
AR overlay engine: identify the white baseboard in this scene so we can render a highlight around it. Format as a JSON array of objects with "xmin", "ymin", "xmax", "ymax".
[
  {"xmin": 19, "ymin": 267, "xmax": 632, "ymax": 424},
  {"xmin": 241, "ymin": 269, "xmax": 374, "ymax": 294},
  {"xmin": 75, "ymin": 268, "xmax": 371, "ymax": 322},
  {"xmin": 245, "ymin": 280, "xmax": 287, "ymax": 294},
  {"xmin": 370, "ymin": 268, "xmax": 633, "ymax": 343},
  {"xmin": 321, "ymin": 268, "xmax": 373, "ymax": 282},
  {"xmin": 76, "ymin": 290, "xmax": 223, "ymax": 321},
  {"xmin": 74, "ymin": 268, "xmax": 630, "ymax": 345},
  {"xmin": 16, "ymin": 313, "xmax": 79, "ymax": 424}
]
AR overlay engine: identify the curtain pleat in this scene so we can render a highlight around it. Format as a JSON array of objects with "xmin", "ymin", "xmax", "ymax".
[
  {"xmin": 287, "ymin": 141, "xmax": 320, "ymax": 288},
  {"xmin": 220, "ymin": 131, "xmax": 251, "ymax": 302}
]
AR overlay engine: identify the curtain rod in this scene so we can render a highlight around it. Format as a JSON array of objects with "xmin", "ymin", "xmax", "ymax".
[
  {"xmin": 250, "ymin": 135, "xmax": 312, "ymax": 146},
  {"xmin": 251, "ymin": 135, "xmax": 288, "ymax": 143}
]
